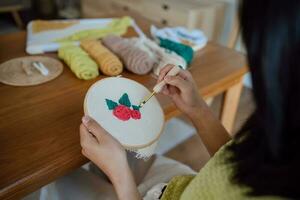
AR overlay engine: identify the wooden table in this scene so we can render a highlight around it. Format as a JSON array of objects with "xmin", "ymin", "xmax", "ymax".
[{"xmin": 0, "ymin": 17, "xmax": 247, "ymax": 199}]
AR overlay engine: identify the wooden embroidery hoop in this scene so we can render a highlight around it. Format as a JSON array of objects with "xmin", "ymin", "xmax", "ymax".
[{"xmin": 83, "ymin": 77, "xmax": 165, "ymax": 150}]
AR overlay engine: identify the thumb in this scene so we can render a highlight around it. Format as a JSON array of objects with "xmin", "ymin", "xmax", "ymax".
[
  {"xmin": 164, "ymin": 75, "xmax": 189, "ymax": 92},
  {"xmin": 82, "ymin": 116, "xmax": 108, "ymax": 141}
]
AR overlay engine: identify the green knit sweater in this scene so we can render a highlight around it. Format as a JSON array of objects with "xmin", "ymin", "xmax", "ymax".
[{"xmin": 161, "ymin": 142, "xmax": 287, "ymax": 200}]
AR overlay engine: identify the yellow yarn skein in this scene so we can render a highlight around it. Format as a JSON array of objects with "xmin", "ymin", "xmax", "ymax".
[
  {"xmin": 81, "ymin": 40, "xmax": 123, "ymax": 76},
  {"xmin": 58, "ymin": 45, "xmax": 99, "ymax": 80}
]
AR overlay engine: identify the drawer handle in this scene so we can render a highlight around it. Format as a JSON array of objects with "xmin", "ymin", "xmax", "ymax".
[
  {"xmin": 162, "ymin": 4, "xmax": 169, "ymax": 10},
  {"xmin": 161, "ymin": 19, "xmax": 168, "ymax": 25}
]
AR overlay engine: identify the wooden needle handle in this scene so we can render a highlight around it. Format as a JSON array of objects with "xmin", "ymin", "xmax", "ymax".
[{"xmin": 153, "ymin": 65, "xmax": 182, "ymax": 93}]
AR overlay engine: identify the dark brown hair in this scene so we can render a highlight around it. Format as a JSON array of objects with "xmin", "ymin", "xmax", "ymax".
[{"xmin": 228, "ymin": 0, "xmax": 300, "ymax": 198}]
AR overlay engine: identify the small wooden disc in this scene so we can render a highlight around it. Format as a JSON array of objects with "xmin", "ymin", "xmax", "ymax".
[{"xmin": 0, "ymin": 56, "xmax": 63, "ymax": 86}]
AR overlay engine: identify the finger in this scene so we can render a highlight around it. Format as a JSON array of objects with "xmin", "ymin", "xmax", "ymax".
[
  {"xmin": 164, "ymin": 75, "xmax": 189, "ymax": 92},
  {"xmin": 82, "ymin": 116, "xmax": 107, "ymax": 141},
  {"xmin": 162, "ymin": 86, "xmax": 170, "ymax": 95},
  {"xmin": 162, "ymin": 89, "xmax": 169, "ymax": 95},
  {"xmin": 162, "ymin": 84, "xmax": 176, "ymax": 95},
  {"xmin": 164, "ymin": 85, "xmax": 181, "ymax": 100},
  {"xmin": 157, "ymin": 84, "xmax": 167, "ymax": 93},
  {"xmin": 168, "ymin": 85, "xmax": 180, "ymax": 95},
  {"xmin": 81, "ymin": 148, "xmax": 86, "ymax": 156},
  {"xmin": 162, "ymin": 85, "xmax": 180, "ymax": 97},
  {"xmin": 80, "ymin": 124, "xmax": 97, "ymax": 148},
  {"xmin": 169, "ymin": 90, "xmax": 181, "ymax": 101},
  {"xmin": 178, "ymin": 70, "xmax": 193, "ymax": 81},
  {"xmin": 157, "ymin": 64, "xmax": 175, "ymax": 83}
]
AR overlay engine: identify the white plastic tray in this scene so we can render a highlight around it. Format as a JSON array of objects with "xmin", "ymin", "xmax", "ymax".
[{"xmin": 26, "ymin": 18, "xmax": 145, "ymax": 55}]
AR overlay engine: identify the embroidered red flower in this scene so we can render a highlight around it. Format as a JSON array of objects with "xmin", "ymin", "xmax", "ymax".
[
  {"xmin": 130, "ymin": 109, "xmax": 141, "ymax": 120},
  {"xmin": 113, "ymin": 105, "xmax": 131, "ymax": 121},
  {"xmin": 106, "ymin": 93, "xmax": 142, "ymax": 121}
]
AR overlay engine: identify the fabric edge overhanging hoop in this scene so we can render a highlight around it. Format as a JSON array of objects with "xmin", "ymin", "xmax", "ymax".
[{"xmin": 83, "ymin": 77, "xmax": 165, "ymax": 150}]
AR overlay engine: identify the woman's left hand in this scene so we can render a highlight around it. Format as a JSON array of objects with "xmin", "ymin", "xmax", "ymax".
[
  {"xmin": 80, "ymin": 116, "xmax": 141, "ymax": 200},
  {"xmin": 79, "ymin": 116, "xmax": 127, "ymax": 182}
]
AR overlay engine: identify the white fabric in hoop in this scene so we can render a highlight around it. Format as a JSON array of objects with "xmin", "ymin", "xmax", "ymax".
[{"xmin": 84, "ymin": 77, "xmax": 165, "ymax": 159}]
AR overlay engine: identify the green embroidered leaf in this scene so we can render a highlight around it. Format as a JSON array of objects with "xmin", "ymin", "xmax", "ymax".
[
  {"xmin": 118, "ymin": 93, "xmax": 131, "ymax": 107},
  {"xmin": 105, "ymin": 99, "xmax": 118, "ymax": 110},
  {"xmin": 132, "ymin": 105, "xmax": 140, "ymax": 111}
]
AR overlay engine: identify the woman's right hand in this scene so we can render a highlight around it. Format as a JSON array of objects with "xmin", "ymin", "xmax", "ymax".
[
  {"xmin": 158, "ymin": 65, "xmax": 230, "ymax": 155},
  {"xmin": 157, "ymin": 64, "xmax": 204, "ymax": 118}
]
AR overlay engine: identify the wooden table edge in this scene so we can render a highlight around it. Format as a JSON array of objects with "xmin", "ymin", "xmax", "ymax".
[{"xmin": 0, "ymin": 156, "xmax": 87, "ymax": 200}]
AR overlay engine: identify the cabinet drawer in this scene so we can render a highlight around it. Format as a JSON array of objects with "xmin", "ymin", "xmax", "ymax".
[
  {"xmin": 81, "ymin": 0, "xmax": 116, "ymax": 18},
  {"xmin": 82, "ymin": 0, "xmax": 142, "ymax": 18},
  {"xmin": 110, "ymin": 0, "xmax": 143, "ymax": 13},
  {"xmin": 140, "ymin": 0, "xmax": 225, "ymax": 40},
  {"xmin": 142, "ymin": 1, "xmax": 189, "ymax": 26}
]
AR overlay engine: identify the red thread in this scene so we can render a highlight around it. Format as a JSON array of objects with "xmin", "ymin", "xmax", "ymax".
[
  {"xmin": 131, "ymin": 109, "xmax": 141, "ymax": 120},
  {"xmin": 113, "ymin": 105, "xmax": 131, "ymax": 121}
]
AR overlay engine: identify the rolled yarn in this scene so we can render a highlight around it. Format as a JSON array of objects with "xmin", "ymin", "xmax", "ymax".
[
  {"xmin": 81, "ymin": 39, "xmax": 123, "ymax": 76},
  {"xmin": 58, "ymin": 45, "xmax": 99, "ymax": 80},
  {"xmin": 102, "ymin": 35, "xmax": 155, "ymax": 75},
  {"xmin": 158, "ymin": 37, "xmax": 194, "ymax": 65},
  {"xmin": 140, "ymin": 38, "xmax": 187, "ymax": 76}
]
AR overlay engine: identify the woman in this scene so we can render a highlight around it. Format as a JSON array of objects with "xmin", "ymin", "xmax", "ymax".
[{"xmin": 79, "ymin": 0, "xmax": 300, "ymax": 199}]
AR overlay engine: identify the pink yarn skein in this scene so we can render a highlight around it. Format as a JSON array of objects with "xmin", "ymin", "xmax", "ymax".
[{"xmin": 102, "ymin": 35, "xmax": 155, "ymax": 75}]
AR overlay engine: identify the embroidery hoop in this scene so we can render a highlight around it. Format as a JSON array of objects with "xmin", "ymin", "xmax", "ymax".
[{"xmin": 84, "ymin": 77, "xmax": 165, "ymax": 150}]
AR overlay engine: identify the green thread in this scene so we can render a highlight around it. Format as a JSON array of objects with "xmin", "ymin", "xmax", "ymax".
[
  {"xmin": 118, "ymin": 93, "xmax": 131, "ymax": 107},
  {"xmin": 132, "ymin": 105, "xmax": 140, "ymax": 111},
  {"xmin": 106, "ymin": 93, "xmax": 139, "ymax": 111},
  {"xmin": 105, "ymin": 99, "xmax": 118, "ymax": 110},
  {"xmin": 158, "ymin": 37, "xmax": 194, "ymax": 65}
]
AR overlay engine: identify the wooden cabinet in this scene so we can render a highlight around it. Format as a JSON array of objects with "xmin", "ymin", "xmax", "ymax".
[
  {"xmin": 81, "ymin": 0, "xmax": 225, "ymax": 41},
  {"xmin": 81, "ymin": 0, "xmax": 142, "ymax": 17},
  {"xmin": 81, "ymin": 0, "xmax": 114, "ymax": 17},
  {"xmin": 141, "ymin": 0, "xmax": 225, "ymax": 41}
]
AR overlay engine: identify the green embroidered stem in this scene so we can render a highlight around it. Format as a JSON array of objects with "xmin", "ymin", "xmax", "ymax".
[
  {"xmin": 105, "ymin": 99, "xmax": 118, "ymax": 110},
  {"xmin": 118, "ymin": 93, "xmax": 131, "ymax": 107}
]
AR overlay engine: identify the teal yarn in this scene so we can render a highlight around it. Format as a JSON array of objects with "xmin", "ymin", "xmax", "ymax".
[{"xmin": 158, "ymin": 37, "xmax": 194, "ymax": 65}]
